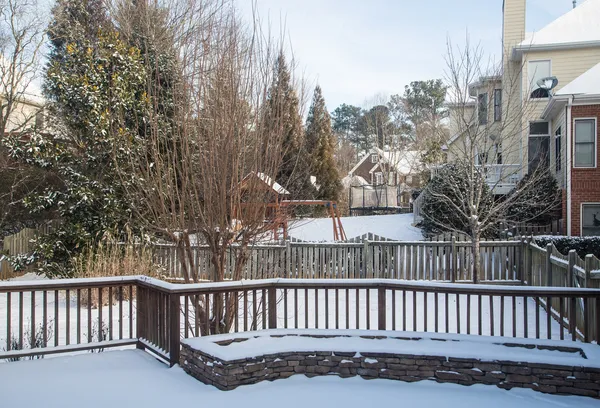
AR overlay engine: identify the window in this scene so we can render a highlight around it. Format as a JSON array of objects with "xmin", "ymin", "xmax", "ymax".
[
  {"xmin": 574, "ymin": 119, "xmax": 596, "ymax": 168},
  {"xmin": 370, "ymin": 154, "xmax": 378, "ymax": 164},
  {"xmin": 478, "ymin": 93, "xmax": 488, "ymax": 125},
  {"xmin": 582, "ymin": 204, "xmax": 600, "ymax": 236},
  {"xmin": 406, "ymin": 175, "xmax": 413, "ymax": 185},
  {"xmin": 528, "ymin": 121, "xmax": 550, "ymax": 172},
  {"xmin": 476, "ymin": 151, "xmax": 488, "ymax": 165},
  {"xmin": 375, "ymin": 172, "xmax": 383, "ymax": 185},
  {"xmin": 555, "ymin": 126, "xmax": 562, "ymax": 172},
  {"xmin": 494, "ymin": 89, "xmax": 502, "ymax": 122},
  {"xmin": 528, "ymin": 60, "xmax": 551, "ymax": 98},
  {"xmin": 35, "ymin": 112, "xmax": 44, "ymax": 129}
]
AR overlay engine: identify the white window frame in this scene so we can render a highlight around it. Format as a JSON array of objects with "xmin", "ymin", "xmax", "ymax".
[
  {"xmin": 528, "ymin": 59, "xmax": 552, "ymax": 99},
  {"xmin": 581, "ymin": 202, "xmax": 600, "ymax": 237},
  {"xmin": 371, "ymin": 154, "xmax": 378, "ymax": 164},
  {"xmin": 375, "ymin": 172, "xmax": 383, "ymax": 185},
  {"xmin": 573, "ymin": 117, "xmax": 597, "ymax": 169}
]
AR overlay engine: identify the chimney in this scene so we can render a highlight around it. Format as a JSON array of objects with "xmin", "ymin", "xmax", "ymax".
[
  {"xmin": 503, "ymin": 0, "xmax": 526, "ymax": 53},
  {"xmin": 573, "ymin": 0, "xmax": 577, "ymax": 8}
]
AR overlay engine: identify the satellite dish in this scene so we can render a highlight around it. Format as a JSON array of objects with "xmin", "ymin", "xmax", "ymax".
[{"xmin": 537, "ymin": 76, "xmax": 559, "ymax": 92}]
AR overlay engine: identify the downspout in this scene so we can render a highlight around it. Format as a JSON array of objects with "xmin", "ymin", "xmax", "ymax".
[{"xmin": 566, "ymin": 96, "xmax": 574, "ymax": 236}]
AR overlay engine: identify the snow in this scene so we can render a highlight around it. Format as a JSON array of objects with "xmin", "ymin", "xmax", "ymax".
[
  {"xmin": 1, "ymin": 349, "xmax": 598, "ymax": 408},
  {"xmin": 255, "ymin": 172, "xmax": 290, "ymax": 195},
  {"xmin": 518, "ymin": 0, "xmax": 600, "ymax": 47},
  {"xmin": 289, "ymin": 213, "xmax": 423, "ymax": 242},
  {"xmin": 182, "ymin": 329, "xmax": 598, "ymax": 367},
  {"xmin": 555, "ymin": 61, "xmax": 600, "ymax": 96}
]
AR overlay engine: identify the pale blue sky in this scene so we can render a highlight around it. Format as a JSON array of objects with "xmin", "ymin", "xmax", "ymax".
[{"xmin": 236, "ymin": 0, "xmax": 587, "ymax": 110}]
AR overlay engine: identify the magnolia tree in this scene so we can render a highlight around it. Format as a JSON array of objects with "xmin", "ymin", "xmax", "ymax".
[
  {"xmin": 421, "ymin": 38, "xmax": 560, "ymax": 283},
  {"xmin": 113, "ymin": 0, "xmax": 292, "ymax": 333}
]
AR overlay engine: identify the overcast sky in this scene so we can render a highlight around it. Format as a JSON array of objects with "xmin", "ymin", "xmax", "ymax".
[{"xmin": 235, "ymin": 0, "xmax": 586, "ymax": 111}]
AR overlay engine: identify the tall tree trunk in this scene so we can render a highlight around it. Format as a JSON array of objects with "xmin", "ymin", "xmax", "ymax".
[{"xmin": 472, "ymin": 232, "xmax": 481, "ymax": 284}]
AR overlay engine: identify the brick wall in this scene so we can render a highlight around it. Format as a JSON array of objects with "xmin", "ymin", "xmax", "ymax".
[{"xmin": 570, "ymin": 105, "xmax": 600, "ymax": 236}]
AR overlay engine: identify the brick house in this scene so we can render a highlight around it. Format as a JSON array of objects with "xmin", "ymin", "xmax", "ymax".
[
  {"xmin": 442, "ymin": 0, "xmax": 600, "ymax": 236},
  {"xmin": 542, "ymin": 62, "xmax": 600, "ymax": 236}
]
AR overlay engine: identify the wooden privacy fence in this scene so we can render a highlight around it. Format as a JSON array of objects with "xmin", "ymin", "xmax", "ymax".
[
  {"xmin": 1, "ymin": 221, "xmax": 62, "ymax": 279},
  {"xmin": 151, "ymin": 239, "xmax": 524, "ymax": 283},
  {"xmin": 2, "ymin": 277, "xmax": 600, "ymax": 366},
  {"xmin": 525, "ymin": 239, "xmax": 600, "ymax": 343}
]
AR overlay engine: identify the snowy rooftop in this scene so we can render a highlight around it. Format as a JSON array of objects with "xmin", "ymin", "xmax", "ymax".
[
  {"xmin": 518, "ymin": 0, "xmax": 600, "ymax": 48},
  {"xmin": 555, "ymin": 61, "xmax": 600, "ymax": 96},
  {"xmin": 255, "ymin": 172, "xmax": 290, "ymax": 195},
  {"xmin": 377, "ymin": 148, "xmax": 422, "ymax": 175},
  {"xmin": 1, "ymin": 349, "xmax": 598, "ymax": 407}
]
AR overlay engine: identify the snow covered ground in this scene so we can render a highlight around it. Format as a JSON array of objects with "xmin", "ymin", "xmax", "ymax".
[
  {"xmin": 288, "ymin": 213, "xmax": 423, "ymax": 241},
  {"xmin": 0, "ymin": 349, "xmax": 596, "ymax": 408}
]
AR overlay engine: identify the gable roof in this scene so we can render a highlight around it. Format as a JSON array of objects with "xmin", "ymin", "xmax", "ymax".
[
  {"xmin": 554, "ymin": 61, "xmax": 600, "ymax": 96},
  {"xmin": 541, "ymin": 61, "xmax": 600, "ymax": 119},
  {"xmin": 242, "ymin": 172, "xmax": 290, "ymax": 195},
  {"xmin": 348, "ymin": 149, "xmax": 422, "ymax": 177},
  {"xmin": 514, "ymin": 0, "xmax": 600, "ymax": 56}
]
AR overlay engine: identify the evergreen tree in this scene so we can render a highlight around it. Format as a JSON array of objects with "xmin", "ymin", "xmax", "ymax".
[
  {"xmin": 8, "ymin": 0, "xmax": 148, "ymax": 276},
  {"xmin": 265, "ymin": 53, "xmax": 313, "ymax": 199},
  {"xmin": 306, "ymin": 85, "xmax": 341, "ymax": 202}
]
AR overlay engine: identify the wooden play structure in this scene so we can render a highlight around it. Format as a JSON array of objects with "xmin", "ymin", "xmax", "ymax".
[{"xmin": 237, "ymin": 173, "xmax": 346, "ymax": 241}]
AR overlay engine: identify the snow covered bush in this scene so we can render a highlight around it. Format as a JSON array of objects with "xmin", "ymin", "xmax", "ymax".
[
  {"xmin": 534, "ymin": 236, "xmax": 600, "ymax": 259},
  {"xmin": 505, "ymin": 171, "xmax": 561, "ymax": 225},
  {"xmin": 419, "ymin": 163, "xmax": 498, "ymax": 238}
]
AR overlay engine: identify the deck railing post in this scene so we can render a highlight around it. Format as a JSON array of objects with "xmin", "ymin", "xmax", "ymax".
[
  {"xmin": 519, "ymin": 237, "xmax": 525, "ymax": 284},
  {"xmin": 378, "ymin": 286, "xmax": 386, "ymax": 330},
  {"xmin": 169, "ymin": 292, "xmax": 181, "ymax": 366},
  {"xmin": 546, "ymin": 244, "xmax": 553, "ymax": 287},
  {"xmin": 136, "ymin": 285, "xmax": 145, "ymax": 350},
  {"xmin": 268, "ymin": 287, "xmax": 277, "ymax": 329}
]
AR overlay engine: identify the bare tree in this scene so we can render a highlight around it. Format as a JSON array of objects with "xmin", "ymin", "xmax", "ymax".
[
  {"xmin": 422, "ymin": 36, "xmax": 560, "ymax": 283},
  {"xmin": 113, "ymin": 0, "xmax": 291, "ymax": 333},
  {"xmin": 0, "ymin": 0, "xmax": 46, "ymax": 232},
  {"xmin": 0, "ymin": 0, "xmax": 44, "ymax": 138}
]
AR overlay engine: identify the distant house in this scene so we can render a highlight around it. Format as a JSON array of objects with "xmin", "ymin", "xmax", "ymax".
[{"xmin": 345, "ymin": 148, "xmax": 422, "ymax": 214}]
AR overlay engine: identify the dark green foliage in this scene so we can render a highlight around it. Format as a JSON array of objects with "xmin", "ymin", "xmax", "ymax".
[
  {"xmin": 6, "ymin": 0, "xmax": 149, "ymax": 277},
  {"xmin": 534, "ymin": 236, "xmax": 600, "ymax": 259},
  {"xmin": 265, "ymin": 54, "xmax": 313, "ymax": 199},
  {"xmin": 419, "ymin": 163, "xmax": 497, "ymax": 238},
  {"xmin": 306, "ymin": 85, "xmax": 341, "ymax": 202},
  {"xmin": 505, "ymin": 171, "xmax": 562, "ymax": 225}
]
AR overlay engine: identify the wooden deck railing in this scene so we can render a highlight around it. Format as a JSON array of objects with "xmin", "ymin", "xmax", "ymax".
[{"xmin": 2, "ymin": 276, "xmax": 600, "ymax": 366}]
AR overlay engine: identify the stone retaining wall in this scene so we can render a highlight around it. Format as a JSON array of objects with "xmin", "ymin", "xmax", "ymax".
[{"xmin": 180, "ymin": 336, "xmax": 600, "ymax": 398}]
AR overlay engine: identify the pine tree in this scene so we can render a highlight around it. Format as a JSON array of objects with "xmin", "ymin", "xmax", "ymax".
[
  {"xmin": 306, "ymin": 85, "xmax": 341, "ymax": 202},
  {"xmin": 265, "ymin": 53, "xmax": 313, "ymax": 199}
]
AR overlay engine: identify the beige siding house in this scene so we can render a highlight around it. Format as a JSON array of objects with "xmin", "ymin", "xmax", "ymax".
[{"xmin": 442, "ymin": 0, "xmax": 600, "ymax": 235}]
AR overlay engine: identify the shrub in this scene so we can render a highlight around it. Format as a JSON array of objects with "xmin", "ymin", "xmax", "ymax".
[
  {"xmin": 419, "ymin": 164, "xmax": 498, "ymax": 238},
  {"xmin": 534, "ymin": 236, "xmax": 600, "ymax": 259},
  {"xmin": 505, "ymin": 170, "xmax": 562, "ymax": 225}
]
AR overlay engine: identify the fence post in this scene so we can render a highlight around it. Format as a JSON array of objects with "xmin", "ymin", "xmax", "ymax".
[
  {"xmin": 519, "ymin": 237, "xmax": 525, "ymax": 284},
  {"xmin": 285, "ymin": 240, "xmax": 291, "ymax": 279},
  {"xmin": 364, "ymin": 240, "xmax": 371, "ymax": 278},
  {"xmin": 169, "ymin": 292, "xmax": 181, "ymax": 367},
  {"xmin": 268, "ymin": 287, "xmax": 277, "ymax": 329},
  {"xmin": 545, "ymin": 244, "xmax": 553, "ymax": 287},
  {"xmin": 451, "ymin": 236, "xmax": 457, "ymax": 283},
  {"xmin": 527, "ymin": 237, "xmax": 533, "ymax": 286},
  {"xmin": 567, "ymin": 250, "xmax": 577, "ymax": 288},
  {"xmin": 585, "ymin": 254, "xmax": 593, "ymax": 289},
  {"xmin": 378, "ymin": 286, "xmax": 386, "ymax": 330}
]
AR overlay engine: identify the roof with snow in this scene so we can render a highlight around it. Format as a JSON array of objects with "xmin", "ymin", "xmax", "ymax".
[
  {"xmin": 252, "ymin": 172, "xmax": 290, "ymax": 195},
  {"xmin": 554, "ymin": 61, "xmax": 600, "ymax": 96},
  {"xmin": 341, "ymin": 175, "xmax": 370, "ymax": 189},
  {"xmin": 376, "ymin": 148, "xmax": 422, "ymax": 175},
  {"xmin": 517, "ymin": 0, "xmax": 600, "ymax": 49}
]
